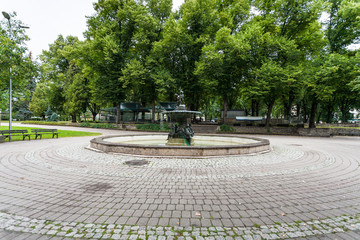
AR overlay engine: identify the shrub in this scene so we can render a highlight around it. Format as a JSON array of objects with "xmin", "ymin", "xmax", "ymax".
[
  {"xmin": 219, "ymin": 124, "xmax": 235, "ymax": 132},
  {"xmin": 80, "ymin": 122, "xmax": 91, "ymax": 127},
  {"xmin": 136, "ymin": 123, "xmax": 170, "ymax": 131},
  {"xmin": 90, "ymin": 123, "xmax": 115, "ymax": 129},
  {"xmin": 50, "ymin": 113, "xmax": 58, "ymax": 121}
]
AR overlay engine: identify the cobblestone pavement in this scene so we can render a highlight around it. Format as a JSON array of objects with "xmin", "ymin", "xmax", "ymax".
[{"xmin": 0, "ymin": 125, "xmax": 359, "ymax": 239}]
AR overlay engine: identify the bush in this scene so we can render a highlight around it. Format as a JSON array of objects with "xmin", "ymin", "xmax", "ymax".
[
  {"xmin": 91, "ymin": 123, "xmax": 116, "ymax": 129},
  {"xmin": 50, "ymin": 113, "xmax": 58, "ymax": 121},
  {"xmin": 136, "ymin": 123, "xmax": 170, "ymax": 131},
  {"xmin": 80, "ymin": 122, "xmax": 91, "ymax": 127},
  {"xmin": 219, "ymin": 124, "xmax": 235, "ymax": 132}
]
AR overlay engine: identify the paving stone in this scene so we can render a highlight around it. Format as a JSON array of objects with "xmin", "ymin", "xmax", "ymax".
[{"xmin": 1, "ymin": 127, "xmax": 360, "ymax": 239}]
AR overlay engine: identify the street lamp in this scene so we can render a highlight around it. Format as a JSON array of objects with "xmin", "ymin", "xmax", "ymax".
[{"xmin": 2, "ymin": 11, "xmax": 29, "ymax": 141}]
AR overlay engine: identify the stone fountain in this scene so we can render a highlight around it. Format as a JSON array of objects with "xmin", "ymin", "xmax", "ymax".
[{"xmin": 90, "ymin": 91, "xmax": 270, "ymax": 157}]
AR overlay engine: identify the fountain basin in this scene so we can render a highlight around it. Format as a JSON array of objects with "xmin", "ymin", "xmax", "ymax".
[{"xmin": 90, "ymin": 134, "xmax": 270, "ymax": 157}]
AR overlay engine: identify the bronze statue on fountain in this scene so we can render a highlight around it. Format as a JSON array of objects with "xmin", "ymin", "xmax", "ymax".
[{"xmin": 163, "ymin": 90, "xmax": 200, "ymax": 146}]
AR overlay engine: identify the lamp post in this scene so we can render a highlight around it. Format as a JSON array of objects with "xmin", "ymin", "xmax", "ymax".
[{"xmin": 2, "ymin": 11, "xmax": 29, "ymax": 141}]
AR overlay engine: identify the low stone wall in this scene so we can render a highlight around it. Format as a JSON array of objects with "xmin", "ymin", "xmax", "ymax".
[
  {"xmin": 228, "ymin": 126, "xmax": 360, "ymax": 137},
  {"xmin": 232, "ymin": 126, "xmax": 298, "ymax": 135},
  {"xmin": 192, "ymin": 125, "xmax": 218, "ymax": 133},
  {"xmin": 0, "ymin": 135, "xmax": 4, "ymax": 143}
]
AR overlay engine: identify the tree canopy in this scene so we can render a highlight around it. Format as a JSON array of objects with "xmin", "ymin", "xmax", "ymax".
[{"xmin": 24, "ymin": 0, "xmax": 360, "ymax": 127}]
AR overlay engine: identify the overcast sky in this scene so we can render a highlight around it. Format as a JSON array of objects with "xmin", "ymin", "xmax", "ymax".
[{"xmin": 1, "ymin": 0, "xmax": 184, "ymax": 59}]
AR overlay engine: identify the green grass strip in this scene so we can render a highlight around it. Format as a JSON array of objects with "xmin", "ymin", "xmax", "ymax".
[{"xmin": 0, "ymin": 126, "xmax": 101, "ymax": 142}]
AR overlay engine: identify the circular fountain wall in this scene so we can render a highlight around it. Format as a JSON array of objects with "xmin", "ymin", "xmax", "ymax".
[{"xmin": 90, "ymin": 134, "xmax": 270, "ymax": 157}]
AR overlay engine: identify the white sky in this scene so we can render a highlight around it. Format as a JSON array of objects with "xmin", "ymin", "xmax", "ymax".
[{"xmin": 1, "ymin": 0, "xmax": 185, "ymax": 60}]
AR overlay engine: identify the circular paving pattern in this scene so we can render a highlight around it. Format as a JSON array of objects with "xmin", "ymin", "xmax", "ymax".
[{"xmin": 0, "ymin": 131, "xmax": 360, "ymax": 239}]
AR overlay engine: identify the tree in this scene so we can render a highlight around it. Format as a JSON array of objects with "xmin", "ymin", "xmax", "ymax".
[
  {"xmin": 120, "ymin": 0, "xmax": 172, "ymax": 123},
  {"xmin": 84, "ymin": 0, "xmax": 151, "ymax": 123},
  {"xmin": 326, "ymin": 0, "xmax": 360, "ymax": 53},
  {"xmin": 29, "ymin": 82, "xmax": 49, "ymax": 120},
  {"xmin": 196, "ymin": 27, "xmax": 250, "ymax": 123},
  {"xmin": 63, "ymin": 69, "xmax": 90, "ymax": 122},
  {"xmin": 39, "ymin": 35, "xmax": 80, "ymax": 116},
  {"xmin": 305, "ymin": 0, "xmax": 360, "ymax": 127},
  {"xmin": 0, "ymin": 12, "xmax": 37, "ymax": 115},
  {"xmin": 155, "ymin": 0, "xmax": 250, "ymax": 111},
  {"xmin": 248, "ymin": 0, "xmax": 324, "ymax": 126}
]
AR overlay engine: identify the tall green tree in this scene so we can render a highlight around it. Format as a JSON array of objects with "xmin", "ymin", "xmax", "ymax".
[
  {"xmin": 249, "ymin": 0, "xmax": 324, "ymax": 126},
  {"xmin": 120, "ymin": 0, "xmax": 172, "ymax": 122},
  {"xmin": 39, "ymin": 35, "xmax": 80, "ymax": 117},
  {"xmin": 84, "ymin": 0, "xmax": 156, "ymax": 123},
  {"xmin": 29, "ymin": 82, "xmax": 49, "ymax": 120},
  {"xmin": 155, "ymin": 0, "xmax": 250, "ymax": 111},
  {"xmin": 0, "ymin": 13, "xmax": 36, "ymax": 115},
  {"xmin": 196, "ymin": 27, "xmax": 250, "ymax": 123},
  {"xmin": 326, "ymin": 0, "xmax": 360, "ymax": 53}
]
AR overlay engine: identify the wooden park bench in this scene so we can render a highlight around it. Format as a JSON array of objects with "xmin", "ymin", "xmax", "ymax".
[
  {"xmin": 0, "ymin": 130, "xmax": 31, "ymax": 141},
  {"xmin": 31, "ymin": 129, "xmax": 59, "ymax": 140}
]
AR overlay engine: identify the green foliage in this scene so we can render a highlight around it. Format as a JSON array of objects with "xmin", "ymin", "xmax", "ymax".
[
  {"xmin": 29, "ymin": 83, "xmax": 49, "ymax": 119},
  {"xmin": 0, "ymin": 13, "xmax": 36, "ymax": 93},
  {"xmin": 326, "ymin": 0, "xmax": 360, "ymax": 53},
  {"xmin": 28, "ymin": 0, "xmax": 360, "ymax": 128},
  {"xmin": 80, "ymin": 122, "xmax": 116, "ymax": 129},
  {"xmin": 80, "ymin": 122, "xmax": 91, "ymax": 127},
  {"xmin": 50, "ymin": 113, "xmax": 59, "ymax": 122},
  {"xmin": 219, "ymin": 124, "xmax": 235, "ymax": 132},
  {"xmin": 136, "ymin": 123, "xmax": 170, "ymax": 131}
]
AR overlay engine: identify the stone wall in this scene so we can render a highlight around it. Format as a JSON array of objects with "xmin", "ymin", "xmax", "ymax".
[
  {"xmin": 220, "ymin": 126, "xmax": 360, "ymax": 137},
  {"xmin": 192, "ymin": 125, "xmax": 218, "ymax": 133}
]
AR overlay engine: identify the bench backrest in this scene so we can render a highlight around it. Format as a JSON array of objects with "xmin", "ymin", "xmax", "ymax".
[
  {"xmin": 31, "ymin": 129, "xmax": 58, "ymax": 133},
  {"xmin": 0, "ymin": 130, "xmax": 28, "ymax": 134}
]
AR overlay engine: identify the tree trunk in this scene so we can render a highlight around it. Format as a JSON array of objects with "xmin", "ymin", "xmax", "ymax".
[
  {"xmin": 151, "ymin": 99, "xmax": 155, "ymax": 123},
  {"xmin": 265, "ymin": 100, "xmax": 275, "ymax": 128},
  {"xmin": 309, "ymin": 99, "xmax": 318, "ymax": 128},
  {"xmin": 251, "ymin": 99, "xmax": 256, "ymax": 116},
  {"xmin": 326, "ymin": 102, "xmax": 333, "ymax": 123},
  {"xmin": 284, "ymin": 94, "xmax": 294, "ymax": 120},
  {"xmin": 116, "ymin": 104, "xmax": 120, "ymax": 124},
  {"xmin": 302, "ymin": 100, "xmax": 308, "ymax": 123},
  {"xmin": 71, "ymin": 115, "xmax": 76, "ymax": 123},
  {"xmin": 222, "ymin": 98, "xmax": 228, "ymax": 124},
  {"xmin": 296, "ymin": 103, "xmax": 301, "ymax": 117},
  {"xmin": 89, "ymin": 103, "xmax": 100, "ymax": 122},
  {"xmin": 340, "ymin": 103, "xmax": 348, "ymax": 123},
  {"xmin": 316, "ymin": 110, "xmax": 321, "ymax": 123},
  {"xmin": 341, "ymin": 108, "xmax": 347, "ymax": 123}
]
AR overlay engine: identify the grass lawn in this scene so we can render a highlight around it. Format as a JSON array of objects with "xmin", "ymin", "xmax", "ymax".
[{"xmin": 0, "ymin": 126, "xmax": 101, "ymax": 142}]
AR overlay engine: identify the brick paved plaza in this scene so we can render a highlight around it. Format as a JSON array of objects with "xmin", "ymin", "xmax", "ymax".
[{"xmin": 0, "ymin": 125, "xmax": 359, "ymax": 239}]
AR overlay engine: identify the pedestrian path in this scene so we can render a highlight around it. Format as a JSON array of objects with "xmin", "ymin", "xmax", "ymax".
[{"xmin": 0, "ymin": 125, "xmax": 359, "ymax": 239}]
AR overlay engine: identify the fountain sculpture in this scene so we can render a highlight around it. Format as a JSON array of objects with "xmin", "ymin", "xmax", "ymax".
[{"xmin": 163, "ymin": 91, "xmax": 200, "ymax": 146}]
